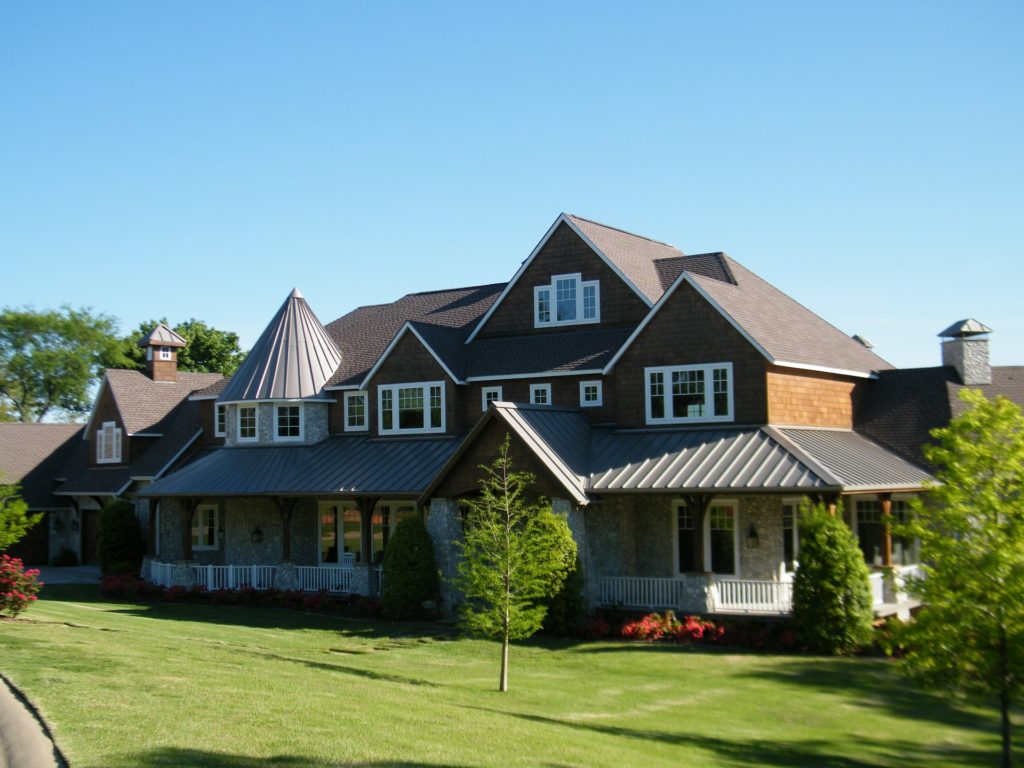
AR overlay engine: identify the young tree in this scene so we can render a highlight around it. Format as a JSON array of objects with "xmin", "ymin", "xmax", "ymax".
[
  {"xmin": 898, "ymin": 390, "xmax": 1024, "ymax": 768},
  {"xmin": 792, "ymin": 502, "xmax": 874, "ymax": 655},
  {"xmin": 0, "ymin": 306, "xmax": 129, "ymax": 422},
  {"xmin": 117, "ymin": 318, "xmax": 245, "ymax": 376},
  {"xmin": 0, "ymin": 477, "xmax": 40, "ymax": 551},
  {"xmin": 455, "ymin": 436, "xmax": 576, "ymax": 692}
]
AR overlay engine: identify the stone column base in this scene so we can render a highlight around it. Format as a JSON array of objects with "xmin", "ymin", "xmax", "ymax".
[
  {"xmin": 276, "ymin": 562, "xmax": 299, "ymax": 591},
  {"xmin": 171, "ymin": 561, "xmax": 196, "ymax": 588}
]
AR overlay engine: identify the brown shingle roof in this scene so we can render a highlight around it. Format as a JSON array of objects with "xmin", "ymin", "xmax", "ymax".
[
  {"xmin": 0, "ymin": 424, "xmax": 83, "ymax": 507},
  {"xmin": 105, "ymin": 370, "xmax": 223, "ymax": 434}
]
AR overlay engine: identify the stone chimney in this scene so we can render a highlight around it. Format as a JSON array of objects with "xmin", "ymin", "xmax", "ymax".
[
  {"xmin": 137, "ymin": 324, "xmax": 187, "ymax": 382},
  {"xmin": 938, "ymin": 319, "xmax": 992, "ymax": 385}
]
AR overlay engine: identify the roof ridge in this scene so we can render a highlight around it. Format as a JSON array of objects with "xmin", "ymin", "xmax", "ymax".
[{"xmin": 566, "ymin": 213, "xmax": 677, "ymax": 249}]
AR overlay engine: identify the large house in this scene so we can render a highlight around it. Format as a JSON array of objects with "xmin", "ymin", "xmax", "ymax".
[{"xmin": 4, "ymin": 213, "xmax": 1021, "ymax": 617}]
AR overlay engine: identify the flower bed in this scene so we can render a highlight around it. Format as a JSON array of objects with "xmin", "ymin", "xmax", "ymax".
[{"xmin": 0, "ymin": 554, "xmax": 42, "ymax": 618}]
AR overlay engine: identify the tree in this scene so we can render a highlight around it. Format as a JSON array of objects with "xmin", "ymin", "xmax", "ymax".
[
  {"xmin": 792, "ymin": 502, "xmax": 874, "ymax": 655},
  {"xmin": 0, "ymin": 306, "xmax": 129, "ymax": 422},
  {"xmin": 381, "ymin": 516, "xmax": 441, "ymax": 620},
  {"xmin": 898, "ymin": 390, "xmax": 1024, "ymax": 768},
  {"xmin": 0, "ymin": 476, "xmax": 40, "ymax": 552},
  {"xmin": 97, "ymin": 499, "xmax": 145, "ymax": 576},
  {"xmin": 116, "ymin": 319, "xmax": 245, "ymax": 376},
  {"xmin": 455, "ymin": 436, "xmax": 576, "ymax": 692}
]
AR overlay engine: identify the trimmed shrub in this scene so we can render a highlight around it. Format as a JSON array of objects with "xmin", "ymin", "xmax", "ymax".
[
  {"xmin": 541, "ymin": 555, "xmax": 587, "ymax": 636},
  {"xmin": 0, "ymin": 554, "xmax": 42, "ymax": 618},
  {"xmin": 97, "ymin": 499, "xmax": 145, "ymax": 576},
  {"xmin": 380, "ymin": 516, "xmax": 440, "ymax": 620},
  {"xmin": 792, "ymin": 503, "xmax": 873, "ymax": 655}
]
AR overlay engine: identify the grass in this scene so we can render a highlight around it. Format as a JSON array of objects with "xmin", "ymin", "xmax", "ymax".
[{"xmin": 0, "ymin": 585, "xmax": 1005, "ymax": 768}]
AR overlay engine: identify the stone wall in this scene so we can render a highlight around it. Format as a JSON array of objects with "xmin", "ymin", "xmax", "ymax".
[
  {"xmin": 426, "ymin": 498, "xmax": 463, "ymax": 613},
  {"xmin": 224, "ymin": 402, "xmax": 330, "ymax": 447},
  {"xmin": 737, "ymin": 495, "xmax": 787, "ymax": 580}
]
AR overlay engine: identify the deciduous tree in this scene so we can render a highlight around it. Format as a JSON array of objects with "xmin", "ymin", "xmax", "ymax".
[
  {"xmin": 118, "ymin": 318, "xmax": 245, "ymax": 375},
  {"xmin": 455, "ymin": 436, "xmax": 576, "ymax": 692},
  {"xmin": 898, "ymin": 390, "xmax": 1024, "ymax": 768},
  {"xmin": 0, "ymin": 476, "xmax": 40, "ymax": 552}
]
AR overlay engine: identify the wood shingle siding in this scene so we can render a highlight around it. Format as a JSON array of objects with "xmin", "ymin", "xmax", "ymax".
[
  {"xmin": 475, "ymin": 222, "xmax": 650, "ymax": 339},
  {"xmin": 610, "ymin": 281, "xmax": 768, "ymax": 427},
  {"xmin": 766, "ymin": 367, "xmax": 861, "ymax": 428}
]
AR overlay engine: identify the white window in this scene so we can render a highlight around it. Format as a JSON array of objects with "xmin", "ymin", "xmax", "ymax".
[
  {"xmin": 96, "ymin": 421, "xmax": 122, "ymax": 464},
  {"xmin": 215, "ymin": 404, "xmax": 226, "ymax": 437},
  {"xmin": 159, "ymin": 346, "xmax": 172, "ymax": 361},
  {"xmin": 481, "ymin": 386, "xmax": 503, "ymax": 412},
  {"xmin": 579, "ymin": 380, "xmax": 603, "ymax": 407},
  {"xmin": 530, "ymin": 383, "xmax": 552, "ymax": 405},
  {"xmin": 319, "ymin": 501, "xmax": 362, "ymax": 564},
  {"xmin": 238, "ymin": 405, "xmax": 258, "ymax": 441},
  {"xmin": 534, "ymin": 273, "xmax": 600, "ymax": 327},
  {"xmin": 782, "ymin": 500, "xmax": 801, "ymax": 574},
  {"xmin": 378, "ymin": 382, "xmax": 445, "ymax": 434},
  {"xmin": 645, "ymin": 363, "xmax": 733, "ymax": 424},
  {"xmin": 674, "ymin": 502, "xmax": 700, "ymax": 574},
  {"xmin": 704, "ymin": 501, "xmax": 739, "ymax": 576},
  {"xmin": 191, "ymin": 504, "xmax": 219, "ymax": 551},
  {"xmin": 275, "ymin": 403, "xmax": 303, "ymax": 441},
  {"xmin": 344, "ymin": 391, "xmax": 368, "ymax": 432}
]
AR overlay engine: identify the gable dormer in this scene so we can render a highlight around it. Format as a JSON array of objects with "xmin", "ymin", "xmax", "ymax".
[
  {"xmin": 137, "ymin": 324, "xmax": 187, "ymax": 382},
  {"xmin": 468, "ymin": 214, "xmax": 669, "ymax": 341}
]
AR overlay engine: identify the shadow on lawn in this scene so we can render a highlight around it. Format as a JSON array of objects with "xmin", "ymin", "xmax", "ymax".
[
  {"xmin": 128, "ymin": 749, "xmax": 468, "ymax": 768},
  {"xmin": 261, "ymin": 652, "xmax": 439, "ymax": 687},
  {"xmin": 462, "ymin": 705, "xmax": 995, "ymax": 767}
]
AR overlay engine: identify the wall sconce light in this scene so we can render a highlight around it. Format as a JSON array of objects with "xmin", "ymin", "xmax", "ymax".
[
  {"xmin": 746, "ymin": 523, "xmax": 759, "ymax": 549},
  {"xmin": 251, "ymin": 526, "xmax": 263, "ymax": 544}
]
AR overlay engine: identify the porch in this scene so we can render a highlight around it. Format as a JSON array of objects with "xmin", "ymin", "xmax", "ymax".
[{"xmin": 148, "ymin": 560, "xmax": 385, "ymax": 594}]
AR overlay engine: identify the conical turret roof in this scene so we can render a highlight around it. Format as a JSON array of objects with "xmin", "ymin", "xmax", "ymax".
[{"xmin": 219, "ymin": 288, "xmax": 342, "ymax": 402}]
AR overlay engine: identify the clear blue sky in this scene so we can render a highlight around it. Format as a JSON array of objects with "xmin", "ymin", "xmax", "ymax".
[{"xmin": 1, "ymin": 2, "xmax": 1021, "ymax": 368}]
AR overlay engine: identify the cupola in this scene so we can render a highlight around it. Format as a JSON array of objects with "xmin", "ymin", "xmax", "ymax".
[{"xmin": 137, "ymin": 323, "xmax": 187, "ymax": 382}]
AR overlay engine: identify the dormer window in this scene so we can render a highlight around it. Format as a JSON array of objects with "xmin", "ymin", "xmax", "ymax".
[
  {"xmin": 96, "ymin": 421, "xmax": 122, "ymax": 463},
  {"xmin": 534, "ymin": 273, "xmax": 599, "ymax": 327},
  {"xmin": 645, "ymin": 363, "xmax": 733, "ymax": 424},
  {"xmin": 378, "ymin": 382, "xmax": 445, "ymax": 435}
]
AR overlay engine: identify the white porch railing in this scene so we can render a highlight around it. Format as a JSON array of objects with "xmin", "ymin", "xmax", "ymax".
[
  {"xmin": 598, "ymin": 577, "xmax": 689, "ymax": 610},
  {"xmin": 868, "ymin": 572, "xmax": 886, "ymax": 607},
  {"xmin": 712, "ymin": 579, "xmax": 792, "ymax": 614},
  {"xmin": 191, "ymin": 564, "xmax": 278, "ymax": 591},
  {"xmin": 295, "ymin": 566, "xmax": 353, "ymax": 593},
  {"xmin": 151, "ymin": 561, "xmax": 175, "ymax": 588}
]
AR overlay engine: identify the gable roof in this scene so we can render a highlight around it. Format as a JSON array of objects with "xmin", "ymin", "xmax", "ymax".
[
  {"xmin": 0, "ymin": 423, "xmax": 82, "ymax": 508},
  {"xmin": 102, "ymin": 370, "xmax": 223, "ymax": 435},
  {"xmin": 219, "ymin": 288, "xmax": 342, "ymax": 402},
  {"xmin": 606, "ymin": 252, "xmax": 893, "ymax": 378}
]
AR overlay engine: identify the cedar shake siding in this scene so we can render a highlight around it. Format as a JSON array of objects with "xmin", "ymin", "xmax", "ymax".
[
  {"xmin": 430, "ymin": 417, "xmax": 569, "ymax": 502},
  {"xmin": 356, "ymin": 332, "xmax": 458, "ymax": 436},
  {"xmin": 459, "ymin": 376, "xmax": 616, "ymax": 426},
  {"xmin": 475, "ymin": 222, "xmax": 650, "ymax": 339},
  {"xmin": 198, "ymin": 401, "xmax": 226, "ymax": 447},
  {"xmin": 610, "ymin": 281, "xmax": 768, "ymax": 427},
  {"xmin": 766, "ymin": 366, "xmax": 861, "ymax": 428}
]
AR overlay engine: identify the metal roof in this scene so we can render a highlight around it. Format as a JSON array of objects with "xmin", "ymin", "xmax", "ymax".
[
  {"xmin": 140, "ymin": 435, "xmax": 460, "ymax": 497},
  {"xmin": 137, "ymin": 323, "xmax": 187, "ymax": 348},
  {"xmin": 937, "ymin": 318, "xmax": 992, "ymax": 338},
  {"xmin": 588, "ymin": 426, "xmax": 830, "ymax": 493},
  {"xmin": 771, "ymin": 427, "xmax": 935, "ymax": 491},
  {"xmin": 219, "ymin": 288, "xmax": 342, "ymax": 402}
]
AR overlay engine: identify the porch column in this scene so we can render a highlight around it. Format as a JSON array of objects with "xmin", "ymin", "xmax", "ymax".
[
  {"xmin": 182, "ymin": 498, "xmax": 200, "ymax": 561},
  {"xmin": 877, "ymin": 492, "xmax": 894, "ymax": 568},
  {"xmin": 357, "ymin": 498, "xmax": 378, "ymax": 564},
  {"xmin": 681, "ymin": 493, "xmax": 713, "ymax": 572},
  {"xmin": 272, "ymin": 496, "xmax": 296, "ymax": 561}
]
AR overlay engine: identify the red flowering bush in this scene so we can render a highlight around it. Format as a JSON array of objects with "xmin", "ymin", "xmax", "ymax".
[
  {"xmin": 0, "ymin": 554, "xmax": 43, "ymax": 618},
  {"xmin": 617, "ymin": 611, "xmax": 721, "ymax": 645}
]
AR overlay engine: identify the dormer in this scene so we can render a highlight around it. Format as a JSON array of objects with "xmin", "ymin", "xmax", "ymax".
[{"xmin": 137, "ymin": 324, "xmax": 187, "ymax": 382}]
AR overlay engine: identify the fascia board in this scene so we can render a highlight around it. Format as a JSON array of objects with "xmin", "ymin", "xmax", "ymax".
[
  {"xmin": 464, "ymin": 369, "xmax": 603, "ymax": 383},
  {"xmin": 82, "ymin": 377, "xmax": 110, "ymax": 439},
  {"xmin": 153, "ymin": 429, "xmax": 203, "ymax": 480},
  {"xmin": 357, "ymin": 323, "xmax": 464, "ymax": 390}
]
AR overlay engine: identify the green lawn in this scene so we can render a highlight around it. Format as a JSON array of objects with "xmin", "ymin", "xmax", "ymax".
[{"xmin": 0, "ymin": 586, "xmax": 1004, "ymax": 768}]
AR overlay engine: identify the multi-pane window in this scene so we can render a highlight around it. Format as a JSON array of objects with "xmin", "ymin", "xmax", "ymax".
[
  {"xmin": 530, "ymin": 383, "xmax": 551, "ymax": 405},
  {"xmin": 855, "ymin": 499, "xmax": 918, "ymax": 566},
  {"xmin": 344, "ymin": 392, "xmax": 368, "ymax": 431},
  {"xmin": 579, "ymin": 380, "xmax": 602, "ymax": 407},
  {"xmin": 215, "ymin": 404, "xmax": 226, "ymax": 437},
  {"xmin": 676, "ymin": 504, "xmax": 699, "ymax": 573},
  {"xmin": 534, "ymin": 273, "xmax": 600, "ymax": 327},
  {"xmin": 371, "ymin": 503, "xmax": 416, "ymax": 562},
  {"xmin": 319, "ymin": 503, "xmax": 362, "ymax": 564},
  {"xmin": 481, "ymin": 386, "xmax": 502, "ymax": 412},
  {"xmin": 191, "ymin": 504, "xmax": 218, "ymax": 550},
  {"xmin": 238, "ymin": 406, "xmax": 258, "ymax": 440},
  {"xmin": 276, "ymin": 404, "xmax": 302, "ymax": 439},
  {"xmin": 96, "ymin": 421, "xmax": 122, "ymax": 464},
  {"xmin": 707, "ymin": 504, "xmax": 737, "ymax": 575},
  {"xmin": 159, "ymin": 346, "xmax": 172, "ymax": 360},
  {"xmin": 782, "ymin": 502, "xmax": 799, "ymax": 573},
  {"xmin": 645, "ymin": 364, "xmax": 733, "ymax": 424},
  {"xmin": 378, "ymin": 382, "xmax": 445, "ymax": 434}
]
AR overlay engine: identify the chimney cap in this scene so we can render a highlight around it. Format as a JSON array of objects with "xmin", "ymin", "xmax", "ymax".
[
  {"xmin": 852, "ymin": 334, "xmax": 874, "ymax": 348},
  {"xmin": 938, "ymin": 319, "xmax": 992, "ymax": 339},
  {"xmin": 136, "ymin": 323, "xmax": 188, "ymax": 349}
]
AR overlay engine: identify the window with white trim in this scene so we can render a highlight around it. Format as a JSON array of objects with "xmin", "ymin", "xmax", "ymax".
[
  {"xmin": 215, "ymin": 404, "xmax": 226, "ymax": 437},
  {"xmin": 534, "ymin": 273, "xmax": 600, "ymax": 327},
  {"xmin": 529, "ymin": 383, "xmax": 552, "ymax": 405},
  {"xmin": 275, "ymin": 403, "xmax": 303, "ymax": 440},
  {"xmin": 579, "ymin": 380, "xmax": 602, "ymax": 407},
  {"xmin": 344, "ymin": 391, "xmax": 368, "ymax": 432},
  {"xmin": 378, "ymin": 382, "xmax": 445, "ymax": 434},
  {"xmin": 675, "ymin": 502, "xmax": 700, "ymax": 573},
  {"xmin": 96, "ymin": 421, "xmax": 122, "ymax": 464},
  {"xmin": 481, "ymin": 386, "xmax": 502, "ymax": 412},
  {"xmin": 191, "ymin": 504, "xmax": 219, "ymax": 551},
  {"xmin": 782, "ymin": 501, "xmax": 800, "ymax": 573},
  {"xmin": 645, "ymin": 363, "xmax": 733, "ymax": 424},
  {"xmin": 705, "ymin": 501, "xmax": 739, "ymax": 575},
  {"xmin": 159, "ymin": 346, "xmax": 172, "ymax": 361},
  {"xmin": 319, "ymin": 501, "xmax": 361, "ymax": 564},
  {"xmin": 238, "ymin": 405, "xmax": 258, "ymax": 441}
]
